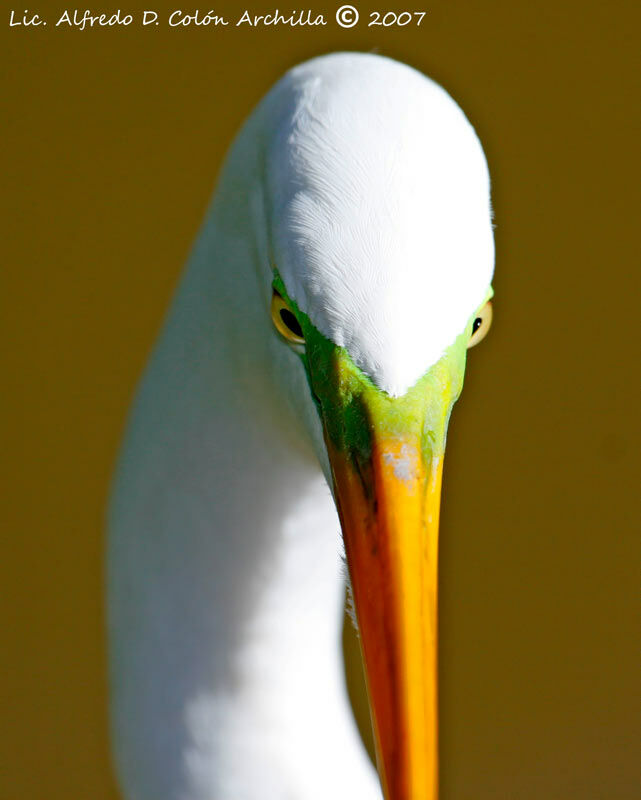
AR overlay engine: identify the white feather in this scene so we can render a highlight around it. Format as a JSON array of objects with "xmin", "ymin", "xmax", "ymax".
[
  {"xmin": 262, "ymin": 52, "xmax": 494, "ymax": 395},
  {"xmin": 108, "ymin": 52, "xmax": 494, "ymax": 800}
]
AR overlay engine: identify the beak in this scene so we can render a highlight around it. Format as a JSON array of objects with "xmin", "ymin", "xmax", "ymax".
[
  {"xmin": 327, "ymin": 431, "xmax": 442, "ymax": 800},
  {"xmin": 314, "ymin": 350, "xmax": 461, "ymax": 800}
]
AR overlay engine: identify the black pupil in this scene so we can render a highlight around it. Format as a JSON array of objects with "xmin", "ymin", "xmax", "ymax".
[
  {"xmin": 280, "ymin": 308, "xmax": 303, "ymax": 338},
  {"xmin": 472, "ymin": 317, "xmax": 483, "ymax": 334}
]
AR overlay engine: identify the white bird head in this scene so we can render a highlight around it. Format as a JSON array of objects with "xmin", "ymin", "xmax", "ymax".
[{"xmin": 261, "ymin": 53, "xmax": 494, "ymax": 397}]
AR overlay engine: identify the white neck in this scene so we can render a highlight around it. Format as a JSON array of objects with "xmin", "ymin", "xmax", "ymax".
[{"xmin": 108, "ymin": 175, "xmax": 380, "ymax": 800}]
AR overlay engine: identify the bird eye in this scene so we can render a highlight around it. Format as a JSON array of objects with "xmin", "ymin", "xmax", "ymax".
[
  {"xmin": 467, "ymin": 301, "xmax": 493, "ymax": 348},
  {"xmin": 271, "ymin": 290, "xmax": 305, "ymax": 350}
]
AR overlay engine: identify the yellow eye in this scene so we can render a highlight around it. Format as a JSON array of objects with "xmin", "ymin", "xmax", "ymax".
[
  {"xmin": 467, "ymin": 301, "xmax": 493, "ymax": 348},
  {"xmin": 271, "ymin": 290, "xmax": 305, "ymax": 350}
]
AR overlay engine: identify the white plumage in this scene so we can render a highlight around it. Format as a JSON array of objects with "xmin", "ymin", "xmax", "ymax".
[
  {"xmin": 108, "ymin": 52, "xmax": 494, "ymax": 800},
  {"xmin": 263, "ymin": 54, "xmax": 493, "ymax": 395}
]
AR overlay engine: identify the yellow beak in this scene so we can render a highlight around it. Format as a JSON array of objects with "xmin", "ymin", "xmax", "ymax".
[
  {"xmin": 327, "ymin": 432, "xmax": 443, "ymax": 800},
  {"xmin": 301, "ymin": 316, "xmax": 473, "ymax": 799}
]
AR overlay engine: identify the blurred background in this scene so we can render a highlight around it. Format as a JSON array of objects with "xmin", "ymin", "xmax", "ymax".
[{"xmin": 2, "ymin": 1, "xmax": 640, "ymax": 797}]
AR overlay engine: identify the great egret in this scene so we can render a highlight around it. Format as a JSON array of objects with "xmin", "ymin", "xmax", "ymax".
[{"xmin": 108, "ymin": 52, "xmax": 495, "ymax": 800}]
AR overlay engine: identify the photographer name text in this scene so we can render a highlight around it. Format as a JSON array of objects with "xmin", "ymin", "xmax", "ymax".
[{"xmin": 8, "ymin": 7, "xmax": 427, "ymax": 30}]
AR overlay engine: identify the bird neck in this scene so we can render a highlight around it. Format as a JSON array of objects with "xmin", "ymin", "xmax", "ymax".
[
  {"xmin": 108, "ymin": 202, "xmax": 379, "ymax": 798},
  {"xmin": 109, "ymin": 367, "xmax": 376, "ymax": 798}
]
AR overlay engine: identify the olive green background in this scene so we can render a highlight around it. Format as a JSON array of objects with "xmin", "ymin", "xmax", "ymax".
[{"xmin": 3, "ymin": 1, "xmax": 639, "ymax": 797}]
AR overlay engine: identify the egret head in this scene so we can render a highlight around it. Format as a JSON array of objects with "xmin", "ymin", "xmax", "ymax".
[
  {"xmin": 264, "ymin": 52, "xmax": 493, "ymax": 396},
  {"xmin": 239, "ymin": 53, "xmax": 494, "ymax": 800}
]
